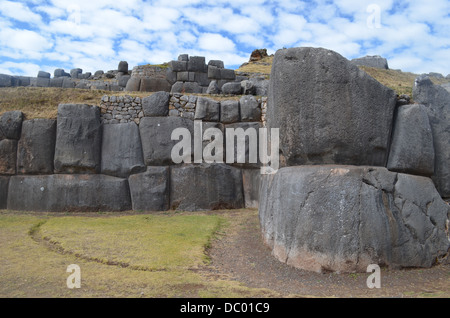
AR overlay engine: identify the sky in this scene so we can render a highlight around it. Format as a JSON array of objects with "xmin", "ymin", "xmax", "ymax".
[{"xmin": 0, "ymin": 0, "xmax": 449, "ymax": 77}]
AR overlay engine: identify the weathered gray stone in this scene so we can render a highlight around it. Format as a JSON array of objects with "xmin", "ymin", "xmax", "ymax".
[
  {"xmin": 0, "ymin": 74, "xmax": 13, "ymax": 87},
  {"xmin": 195, "ymin": 97, "xmax": 220, "ymax": 121},
  {"xmin": 206, "ymin": 80, "xmax": 220, "ymax": 94},
  {"xmin": 183, "ymin": 82, "xmax": 203, "ymax": 94},
  {"xmin": 208, "ymin": 65, "xmax": 221, "ymax": 79},
  {"xmin": 194, "ymin": 72, "xmax": 210, "ymax": 86},
  {"xmin": 267, "ymin": 47, "xmax": 396, "ymax": 167},
  {"xmin": 242, "ymin": 169, "xmax": 260, "ymax": 208},
  {"xmin": 16, "ymin": 76, "xmax": 30, "ymax": 87},
  {"xmin": 70, "ymin": 68, "xmax": 82, "ymax": 79},
  {"xmin": 118, "ymin": 61, "xmax": 128, "ymax": 73},
  {"xmin": 0, "ymin": 176, "xmax": 9, "ymax": 209},
  {"xmin": 142, "ymin": 91, "xmax": 170, "ymax": 117},
  {"xmin": 54, "ymin": 104, "xmax": 102, "ymax": 174},
  {"xmin": 128, "ymin": 166, "xmax": 170, "ymax": 211},
  {"xmin": 249, "ymin": 76, "xmax": 269, "ymax": 96},
  {"xmin": 259, "ymin": 165, "xmax": 450, "ymax": 273},
  {"xmin": 220, "ymin": 100, "xmax": 240, "ymax": 124},
  {"xmin": 31, "ymin": 77, "xmax": 50, "ymax": 87},
  {"xmin": 350, "ymin": 55, "xmax": 389, "ymax": 69},
  {"xmin": 140, "ymin": 77, "xmax": 171, "ymax": 92},
  {"xmin": 50, "ymin": 77, "xmax": 64, "ymax": 87},
  {"xmin": 17, "ymin": 119, "xmax": 56, "ymax": 175},
  {"xmin": 170, "ymin": 60, "xmax": 187, "ymax": 72},
  {"xmin": 413, "ymin": 76, "xmax": 450, "ymax": 198},
  {"xmin": 118, "ymin": 74, "xmax": 131, "ymax": 87},
  {"xmin": 62, "ymin": 77, "xmax": 76, "ymax": 88},
  {"xmin": 94, "ymin": 70, "xmax": 104, "ymax": 78},
  {"xmin": 54, "ymin": 69, "xmax": 70, "ymax": 77},
  {"xmin": 101, "ymin": 123, "xmax": 145, "ymax": 178},
  {"xmin": 187, "ymin": 56, "xmax": 206, "ymax": 72},
  {"xmin": 166, "ymin": 68, "xmax": 177, "ymax": 85},
  {"xmin": 241, "ymin": 80, "xmax": 256, "ymax": 95},
  {"xmin": 240, "ymin": 95, "xmax": 261, "ymax": 121},
  {"xmin": 125, "ymin": 76, "xmax": 141, "ymax": 92},
  {"xmin": 208, "ymin": 60, "xmax": 224, "ymax": 68},
  {"xmin": 387, "ymin": 104, "xmax": 435, "ymax": 176},
  {"xmin": 37, "ymin": 71, "xmax": 51, "ymax": 78},
  {"xmin": 0, "ymin": 111, "xmax": 24, "ymax": 140},
  {"xmin": 178, "ymin": 54, "xmax": 189, "ymax": 62},
  {"xmin": 139, "ymin": 116, "xmax": 193, "ymax": 165},
  {"xmin": 221, "ymin": 82, "xmax": 242, "ymax": 95},
  {"xmin": 0, "ymin": 139, "xmax": 17, "ymax": 175},
  {"xmin": 220, "ymin": 69, "xmax": 236, "ymax": 80},
  {"xmin": 7, "ymin": 174, "xmax": 131, "ymax": 212},
  {"xmin": 170, "ymin": 163, "xmax": 244, "ymax": 211}
]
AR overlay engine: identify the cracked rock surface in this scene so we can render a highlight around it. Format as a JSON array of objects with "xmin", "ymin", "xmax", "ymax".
[{"xmin": 259, "ymin": 165, "xmax": 450, "ymax": 273}]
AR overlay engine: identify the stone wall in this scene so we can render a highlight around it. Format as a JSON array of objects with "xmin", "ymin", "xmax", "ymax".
[
  {"xmin": 99, "ymin": 93, "xmax": 267, "ymax": 126},
  {"xmin": 260, "ymin": 47, "xmax": 450, "ymax": 273}
]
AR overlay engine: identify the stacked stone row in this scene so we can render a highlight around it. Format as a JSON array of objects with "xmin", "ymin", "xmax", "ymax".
[
  {"xmin": 0, "ymin": 93, "xmax": 262, "ymax": 212},
  {"xmin": 100, "ymin": 95, "xmax": 144, "ymax": 124}
]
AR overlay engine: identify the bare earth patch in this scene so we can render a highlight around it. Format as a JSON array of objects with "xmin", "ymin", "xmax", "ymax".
[{"xmin": 205, "ymin": 209, "xmax": 450, "ymax": 298}]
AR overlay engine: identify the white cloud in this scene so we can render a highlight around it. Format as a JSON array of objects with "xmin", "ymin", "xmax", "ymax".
[
  {"xmin": 0, "ymin": 1, "xmax": 42, "ymax": 25},
  {"xmin": 0, "ymin": 61, "xmax": 40, "ymax": 76},
  {"xmin": 198, "ymin": 33, "xmax": 236, "ymax": 52}
]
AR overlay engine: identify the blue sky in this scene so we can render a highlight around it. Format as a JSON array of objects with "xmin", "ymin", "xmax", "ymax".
[{"xmin": 0, "ymin": 0, "xmax": 449, "ymax": 77}]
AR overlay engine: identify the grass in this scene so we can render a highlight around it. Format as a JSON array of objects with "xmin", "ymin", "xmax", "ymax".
[
  {"xmin": 0, "ymin": 210, "xmax": 277, "ymax": 298},
  {"xmin": 0, "ymin": 87, "xmax": 152, "ymax": 119},
  {"xmin": 235, "ymin": 55, "xmax": 273, "ymax": 78}
]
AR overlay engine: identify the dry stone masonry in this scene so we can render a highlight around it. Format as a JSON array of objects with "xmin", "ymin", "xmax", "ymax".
[
  {"xmin": 0, "ymin": 47, "xmax": 449, "ymax": 273},
  {"xmin": 260, "ymin": 47, "xmax": 450, "ymax": 273}
]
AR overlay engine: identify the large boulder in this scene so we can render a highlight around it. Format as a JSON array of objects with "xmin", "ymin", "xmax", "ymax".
[
  {"xmin": 101, "ymin": 123, "xmax": 146, "ymax": 178},
  {"xmin": 128, "ymin": 166, "xmax": 170, "ymax": 211},
  {"xmin": 0, "ymin": 111, "xmax": 24, "ymax": 140},
  {"xmin": 413, "ymin": 76, "xmax": 450, "ymax": 198},
  {"xmin": 239, "ymin": 95, "xmax": 261, "ymax": 122},
  {"xmin": 54, "ymin": 104, "xmax": 102, "ymax": 174},
  {"xmin": 142, "ymin": 91, "xmax": 170, "ymax": 117},
  {"xmin": 139, "ymin": 77, "xmax": 171, "ymax": 92},
  {"xmin": 0, "ymin": 139, "xmax": 17, "ymax": 175},
  {"xmin": 17, "ymin": 119, "xmax": 56, "ymax": 175},
  {"xmin": 139, "ymin": 116, "xmax": 193, "ymax": 166},
  {"xmin": 387, "ymin": 104, "xmax": 435, "ymax": 176},
  {"xmin": 194, "ymin": 97, "xmax": 220, "ymax": 121},
  {"xmin": 259, "ymin": 165, "xmax": 450, "ymax": 273},
  {"xmin": 350, "ymin": 55, "xmax": 389, "ymax": 69},
  {"xmin": 7, "ymin": 174, "xmax": 131, "ymax": 212},
  {"xmin": 125, "ymin": 76, "xmax": 141, "ymax": 92},
  {"xmin": 170, "ymin": 163, "xmax": 244, "ymax": 211},
  {"xmin": 0, "ymin": 74, "xmax": 13, "ymax": 87},
  {"xmin": 267, "ymin": 47, "xmax": 397, "ymax": 167},
  {"xmin": 118, "ymin": 61, "xmax": 128, "ymax": 73}
]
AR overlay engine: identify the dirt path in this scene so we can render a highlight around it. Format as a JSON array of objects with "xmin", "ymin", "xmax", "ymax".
[{"xmin": 205, "ymin": 210, "xmax": 450, "ymax": 298}]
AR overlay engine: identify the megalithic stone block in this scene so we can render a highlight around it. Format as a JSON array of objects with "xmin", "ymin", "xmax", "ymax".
[
  {"xmin": 101, "ymin": 122, "xmax": 146, "ymax": 178},
  {"xmin": 139, "ymin": 116, "xmax": 194, "ymax": 166},
  {"xmin": 17, "ymin": 119, "xmax": 56, "ymax": 175},
  {"xmin": 54, "ymin": 104, "xmax": 102, "ymax": 174},
  {"xmin": 170, "ymin": 163, "xmax": 244, "ymax": 211},
  {"xmin": 128, "ymin": 166, "xmax": 170, "ymax": 211},
  {"xmin": 267, "ymin": 47, "xmax": 396, "ymax": 167},
  {"xmin": 7, "ymin": 174, "xmax": 131, "ymax": 212},
  {"xmin": 0, "ymin": 139, "xmax": 17, "ymax": 175},
  {"xmin": 259, "ymin": 165, "xmax": 450, "ymax": 273}
]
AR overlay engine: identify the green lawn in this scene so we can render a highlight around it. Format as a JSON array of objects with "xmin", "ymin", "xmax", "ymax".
[{"xmin": 0, "ymin": 210, "xmax": 276, "ymax": 298}]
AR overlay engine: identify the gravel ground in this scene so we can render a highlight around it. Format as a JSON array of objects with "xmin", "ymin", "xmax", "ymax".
[{"xmin": 205, "ymin": 209, "xmax": 450, "ymax": 298}]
